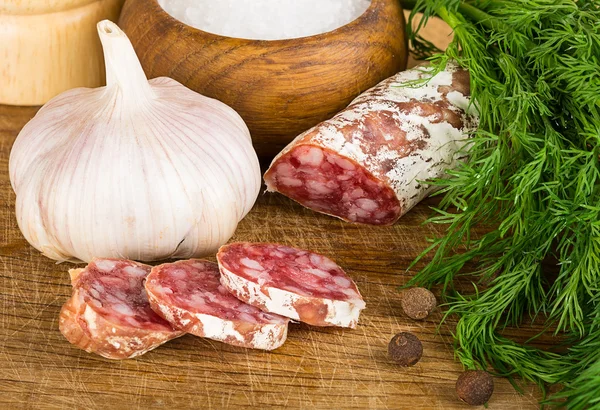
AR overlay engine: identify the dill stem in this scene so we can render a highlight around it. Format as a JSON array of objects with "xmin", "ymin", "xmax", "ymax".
[
  {"xmin": 457, "ymin": 2, "xmax": 503, "ymax": 31},
  {"xmin": 436, "ymin": 6, "xmax": 459, "ymax": 29}
]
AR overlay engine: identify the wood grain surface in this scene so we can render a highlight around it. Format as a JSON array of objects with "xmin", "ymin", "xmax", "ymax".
[
  {"xmin": 0, "ymin": 112, "xmax": 545, "ymax": 409},
  {"xmin": 118, "ymin": 0, "xmax": 408, "ymax": 157},
  {"xmin": 0, "ymin": 13, "xmax": 548, "ymax": 410}
]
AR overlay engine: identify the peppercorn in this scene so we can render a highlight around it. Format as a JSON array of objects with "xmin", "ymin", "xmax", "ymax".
[
  {"xmin": 401, "ymin": 287, "xmax": 437, "ymax": 320},
  {"xmin": 388, "ymin": 332, "xmax": 423, "ymax": 366},
  {"xmin": 456, "ymin": 370, "xmax": 494, "ymax": 406}
]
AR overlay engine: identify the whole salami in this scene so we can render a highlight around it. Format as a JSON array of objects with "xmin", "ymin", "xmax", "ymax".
[
  {"xmin": 59, "ymin": 259, "xmax": 183, "ymax": 360},
  {"xmin": 217, "ymin": 242, "xmax": 366, "ymax": 328},
  {"xmin": 264, "ymin": 62, "xmax": 478, "ymax": 225},
  {"xmin": 145, "ymin": 259, "xmax": 289, "ymax": 350}
]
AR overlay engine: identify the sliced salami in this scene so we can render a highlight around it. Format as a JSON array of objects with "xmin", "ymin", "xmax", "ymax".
[
  {"xmin": 59, "ymin": 285, "xmax": 97, "ymax": 356},
  {"xmin": 217, "ymin": 242, "xmax": 365, "ymax": 328},
  {"xmin": 145, "ymin": 259, "xmax": 289, "ymax": 350},
  {"xmin": 59, "ymin": 259, "xmax": 183, "ymax": 360},
  {"xmin": 264, "ymin": 62, "xmax": 478, "ymax": 225}
]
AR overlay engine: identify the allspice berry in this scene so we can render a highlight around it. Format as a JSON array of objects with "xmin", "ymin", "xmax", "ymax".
[
  {"xmin": 388, "ymin": 332, "xmax": 423, "ymax": 366},
  {"xmin": 456, "ymin": 370, "xmax": 494, "ymax": 406},
  {"xmin": 401, "ymin": 287, "xmax": 437, "ymax": 320}
]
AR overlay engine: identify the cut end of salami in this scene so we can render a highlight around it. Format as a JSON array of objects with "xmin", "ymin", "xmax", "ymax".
[
  {"xmin": 217, "ymin": 242, "xmax": 365, "ymax": 328},
  {"xmin": 59, "ymin": 258, "xmax": 183, "ymax": 360},
  {"xmin": 264, "ymin": 145, "xmax": 401, "ymax": 225},
  {"xmin": 264, "ymin": 63, "xmax": 478, "ymax": 226},
  {"xmin": 145, "ymin": 259, "xmax": 289, "ymax": 351},
  {"xmin": 59, "ymin": 295, "xmax": 96, "ymax": 355}
]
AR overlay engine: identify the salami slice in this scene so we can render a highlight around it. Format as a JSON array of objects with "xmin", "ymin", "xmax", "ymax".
[
  {"xmin": 145, "ymin": 259, "xmax": 289, "ymax": 350},
  {"xmin": 264, "ymin": 62, "xmax": 478, "ymax": 225},
  {"xmin": 217, "ymin": 242, "xmax": 365, "ymax": 328},
  {"xmin": 59, "ymin": 285, "xmax": 96, "ymax": 356},
  {"xmin": 59, "ymin": 259, "xmax": 183, "ymax": 360}
]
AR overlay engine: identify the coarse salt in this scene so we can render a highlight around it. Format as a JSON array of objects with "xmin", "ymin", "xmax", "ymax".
[{"xmin": 158, "ymin": 0, "xmax": 371, "ymax": 40}]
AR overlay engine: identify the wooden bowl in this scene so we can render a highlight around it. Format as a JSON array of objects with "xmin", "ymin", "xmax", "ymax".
[
  {"xmin": 0, "ymin": 0, "xmax": 124, "ymax": 106},
  {"xmin": 119, "ymin": 0, "xmax": 408, "ymax": 157}
]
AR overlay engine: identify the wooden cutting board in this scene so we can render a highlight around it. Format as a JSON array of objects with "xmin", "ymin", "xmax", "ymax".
[{"xmin": 0, "ymin": 16, "xmax": 544, "ymax": 410}]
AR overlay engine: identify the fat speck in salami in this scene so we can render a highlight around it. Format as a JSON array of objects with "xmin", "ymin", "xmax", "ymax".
[
  {"xmin": 145, "ymin": 259, "xmax": 289, "ymax": 350},
  {"xmin": 217, "ymin": 242, "xmax": 365, "ymax": 328},
  {"xmin": 264, "ymin": 62, "xmax": 478, "ymax": 225},
  {"xmin": 59, "ymin": 258, "xmax": 183, "ymax": 359}
]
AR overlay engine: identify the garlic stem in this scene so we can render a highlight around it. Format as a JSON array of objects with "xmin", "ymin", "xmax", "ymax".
[{"xmin": 97, "ymin": 20, "xmax": 154, "ymax": 102}]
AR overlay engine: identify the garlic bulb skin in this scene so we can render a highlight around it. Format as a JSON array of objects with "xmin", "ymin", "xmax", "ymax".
[{"xmin": 9, "ymin": 20, "xmax": 261, "ymax": 263}]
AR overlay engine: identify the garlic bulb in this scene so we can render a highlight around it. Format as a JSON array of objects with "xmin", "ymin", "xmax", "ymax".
[{"xmin": 9, "ymin": 20, "xmax": 261, "ymax": 263}]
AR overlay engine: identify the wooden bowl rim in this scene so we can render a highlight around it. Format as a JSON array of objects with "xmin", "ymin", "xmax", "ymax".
[{"xmin": 145, "ymin": 0, "xmax": 393, "ymax": 44}]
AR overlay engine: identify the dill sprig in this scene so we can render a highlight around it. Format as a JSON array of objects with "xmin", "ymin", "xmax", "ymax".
[{"xmin": 399, "ymin": 0, "xmax": 600, "ymax": 407}]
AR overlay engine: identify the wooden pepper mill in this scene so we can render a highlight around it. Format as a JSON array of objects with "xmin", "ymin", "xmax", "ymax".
[{"xmin": 0, "ymin": 0, "xmax": 124, "ymax": 106}]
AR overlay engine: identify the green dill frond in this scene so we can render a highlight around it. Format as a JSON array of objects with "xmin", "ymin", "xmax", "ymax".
[{"xmin": 402, "ymin": 0, "xmax": 600, "ymax": 406}]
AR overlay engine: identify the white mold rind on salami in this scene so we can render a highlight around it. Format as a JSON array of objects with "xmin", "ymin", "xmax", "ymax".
[
  {"xmin": 145, "ymin": 260, "xmax": 289, "ymax": 350},
  {"xmin": 264, "ymin": 62, "xmax": 479, "ymax": 225},
  {"xmin": 58, "ymin": 259, "xmax": 184, "ymax": 360},
  {"xmin": 219, "ymin": 265, "xmax": 364, "ymax": 328},
  {"xmin": 217, "ymin": 243, "xmax": 366, "ymax": 328},
  {"xmin": 75, "ymin": 301, "xmax": 178, "ymax": 359}
]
